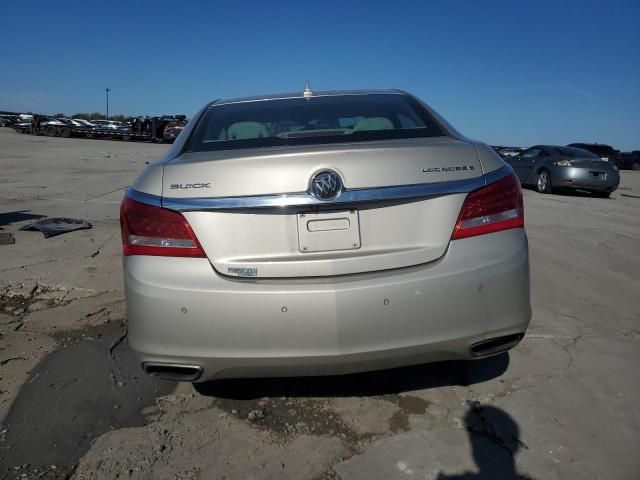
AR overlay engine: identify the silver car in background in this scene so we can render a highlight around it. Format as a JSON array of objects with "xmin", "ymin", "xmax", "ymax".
[
  {"xmin": 121, "ymin": 89, "xmax": 531, "ymax": 382},
  {"xmin": 91, "ymin": 119, "xmax": 132, "ymax": 132},
  {"xmin": 507, "ymin": 145, "xmax": 620, "ymax": 197}
]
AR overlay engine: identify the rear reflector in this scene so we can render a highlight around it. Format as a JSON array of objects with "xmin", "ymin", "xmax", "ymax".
[
  {"xmin": 120, "ymin": 197, "xmax": 205, "ymax": 257},
  {"xmin": 451, "ymin": 173, "xmax": 524, "ymax": 240}
]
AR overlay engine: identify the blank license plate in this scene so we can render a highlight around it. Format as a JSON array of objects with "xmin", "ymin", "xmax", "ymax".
[{"xmin": 297, "ymin": 210, "xmax": 360, "ymax": 253}]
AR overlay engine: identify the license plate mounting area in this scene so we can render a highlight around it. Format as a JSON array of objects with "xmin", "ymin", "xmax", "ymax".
[{"xmin": 297, "ymin": 210, "xmax": 361, "ymax": 253}]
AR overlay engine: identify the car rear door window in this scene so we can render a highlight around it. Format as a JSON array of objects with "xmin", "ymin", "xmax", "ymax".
[{"xmin": 522, "ymin": 148, "xmax": 543, "ymax": 158}]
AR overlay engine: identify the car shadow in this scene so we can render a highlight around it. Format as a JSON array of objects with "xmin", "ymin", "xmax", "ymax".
[
  {"xmin": 522, "ymin": 185, "xmax": 609, "ymax": 198},
  {"xmin": 553, "ymin": 188, "xmax": 609, "ymax": 198},
  {"xmin": 194, "ymin": 353, "xmax": 509, "ymax": 400}
]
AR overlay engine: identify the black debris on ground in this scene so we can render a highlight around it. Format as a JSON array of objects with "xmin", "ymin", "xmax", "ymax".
[
  {"xmin": 20, "ymin": 218, "xmax": 92, "ymax": 238},
  {"xmin": 0, "ymin": 232, "xmax": 15, "ymax": 245}
]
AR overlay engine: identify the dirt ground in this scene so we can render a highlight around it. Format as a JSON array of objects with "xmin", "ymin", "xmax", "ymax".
[{"xmin": 0, "ymin": 127, "xmax": 638, "ymax": 479}]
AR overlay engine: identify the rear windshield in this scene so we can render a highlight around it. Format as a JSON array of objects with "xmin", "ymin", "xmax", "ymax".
[
  {"xmin": 591, "ymin": 146, "xmax": 614, "ymax": 155},
  {"xmin": 555, "ymin": 147, "xmax": 598, "ymax": 158},
  {"xmin": 570, "ymin": 144, "xmax": 614, "ymax": 155},
  {"xmin": 186, "ymin": 94, "xmax": 448, "ymax": 152}
]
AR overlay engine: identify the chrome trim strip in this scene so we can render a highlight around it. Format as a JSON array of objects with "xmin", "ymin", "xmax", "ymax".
[
  {"xmin": 484, "ymin": 163, "xmax": 514, "ymax": 185},
  {"xmin": 162, "ymin": 176, "xmax": 484, "ymax": 212},
  {"xmin": 129, "ymin": 164, "xmax": 514, "ymax": 212},
  {"xmin": 126, "ymin": 188, "xmax": 162, "ymax": 207}
]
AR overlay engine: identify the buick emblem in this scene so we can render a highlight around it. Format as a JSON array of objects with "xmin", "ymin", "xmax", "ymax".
[{"xmin": 310, "ymin": 170, "xmax": 342, "ymax": 200}]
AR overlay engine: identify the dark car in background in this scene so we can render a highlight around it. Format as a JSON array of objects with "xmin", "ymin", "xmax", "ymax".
[
  {"xmin": 25, "ymin": 116, "xmax": 67, "ymax": 136},
  {"xmin": 497, "ymin": 147, "xmax": 524, "ymax": 159},
  {"xmin": 13, "ymin": 120, "xmax": 33, "ymax": 133},
  {"xmin": 618, "ymin": 152, "xmax": 640, "ymax": 171},
  {"xmin": 492, "ymin": 146, "xmax": 523, "ymax": 158},
  {"xmin": 57, "ymin": 117, "xmax": 88, "ymax": 128},
  {"xmin": 71, "ymin": 118, "xmax": 96, "ymax": 128},
  {"xmin": 162, "ymin": 121, "xmax": 186, "ymax": 143},
  {"xmin": 0, "ymin": 114, "xmax": 22, "ymax": 126},
  {"xmin": 53, "ymin": 117, "xmax": 83, "ymax": 137},
  {"xmin": 567, "ymin": 143, "xmax": 621, "ymax": 166},
  {"xmin": 506, "ymin": 145, "xmax": 619, "ymax": 197},
  {"xmin": 91, "ymin": 120, "xmax": 132, "ymax": 132},
  {"xmin": 89, "ymin": 120, "xmax": 133, "ymax": 139}
]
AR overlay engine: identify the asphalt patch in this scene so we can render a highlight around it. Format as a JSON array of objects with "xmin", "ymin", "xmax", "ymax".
[
  {"xmin": 0, "ymin": 321, "xmax": 175, "ymax": 479},
  {"xmin": 386, "ymin": 394, "xmax": 432, "ymax": 433},
  {"xmin": 212, "ymin": 396, "xmax": 361, "ymax": 444}
]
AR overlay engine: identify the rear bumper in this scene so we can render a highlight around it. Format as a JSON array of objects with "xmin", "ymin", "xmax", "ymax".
[
  {"xmin": 551, "ymin": 167, "xmax": 619, "ymax": 192},
  {"xmin": 124, "ymin": 229, "xmax": 531, "ymax": 381}
]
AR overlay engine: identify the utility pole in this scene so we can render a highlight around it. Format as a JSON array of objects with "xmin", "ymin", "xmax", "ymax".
[{"xmin": 105, "ymin": 88, "xmax": 111, "ymax": 119}]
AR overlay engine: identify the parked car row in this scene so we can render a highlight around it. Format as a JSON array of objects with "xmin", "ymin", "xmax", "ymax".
[
  {"xmin": 1, "ymin": 113, "xmax": 188, "ymax": 143},
  {"xmin": 2, "ymin": 113, "xmax": 637, "ymax": 169}
]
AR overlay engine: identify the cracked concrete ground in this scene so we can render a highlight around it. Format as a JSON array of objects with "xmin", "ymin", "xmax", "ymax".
[{"xmin": 0, "ymin": 127, "xmax": 639, "ymax": 479}]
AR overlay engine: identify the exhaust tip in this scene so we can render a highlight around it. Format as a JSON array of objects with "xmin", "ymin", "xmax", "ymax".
[
  {"xmin": 142, "ymin": 362, "xmax": 203, "ymax": 382},
  {"xmin": 470, "ymin": 333, "xmax": 524, "ymax": 358}
]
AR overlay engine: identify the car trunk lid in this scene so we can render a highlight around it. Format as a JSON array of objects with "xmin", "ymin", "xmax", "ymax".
[
  {"xmin": 570, "ymin": 158, "xmax": 617, "ymax": 170},
  {"xmin": 162, "ymin": 137, "xmax": 483, "ymax": 278}
]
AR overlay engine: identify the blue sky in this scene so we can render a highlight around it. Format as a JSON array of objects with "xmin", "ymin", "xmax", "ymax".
[{"xmin": 2, "ymin": 0, "xmax": 639, "ymax": 149}]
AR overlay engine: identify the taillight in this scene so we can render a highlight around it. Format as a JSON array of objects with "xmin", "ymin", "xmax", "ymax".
[
  {"xmin": 120, "ymin": 197, "xmax": 205, "ymax": 257},
  {"xmin": 451, "ymin": 173, "xmax": 524, "ymax": 240}
]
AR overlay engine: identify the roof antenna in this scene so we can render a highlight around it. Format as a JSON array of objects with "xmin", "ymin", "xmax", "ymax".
[{"xmin": 303, "ymin": 82, "xmax": 314, "ymax": 99}]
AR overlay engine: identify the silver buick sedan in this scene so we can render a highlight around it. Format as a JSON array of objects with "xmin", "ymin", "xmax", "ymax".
[{"xmin": 120, "ymin": 88, "xmax": 531, "ymax": 382}]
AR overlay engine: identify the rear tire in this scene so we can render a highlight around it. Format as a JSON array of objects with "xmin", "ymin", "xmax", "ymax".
[
  {"xmin": 632, "ymin": 162, "xmax": 640, "ymax": 171},
  {"xmin": 593, "ymin": 191, "xmax": 611, "ymax": 198},
  {"xmin": 59, "ymin": 127, "xmax": 71, "ymax": 138},
  {"xmin": 536, "ymin": 169, "xmax": 552, "ymax": 194},
  {"xmin": 46, "ymin": 126, "xmax": 58, "ymax": 137}
]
